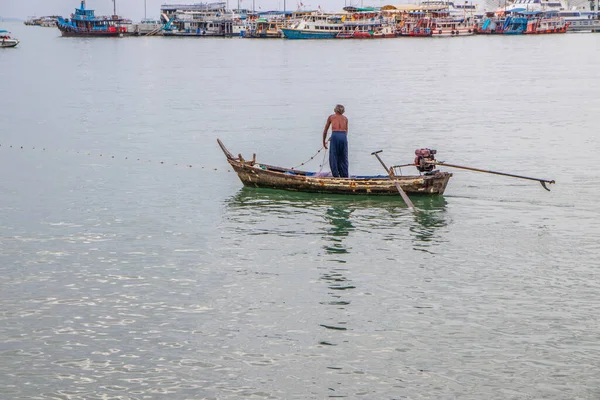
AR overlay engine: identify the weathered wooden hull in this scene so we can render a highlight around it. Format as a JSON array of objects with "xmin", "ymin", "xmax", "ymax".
[
  {"xmin": 231, "ymin": 163, "xmax": 451, "ymax": 195},
  {"xmin": 218, "ymin": 140, "xmax": 452, "ymax": 196}
]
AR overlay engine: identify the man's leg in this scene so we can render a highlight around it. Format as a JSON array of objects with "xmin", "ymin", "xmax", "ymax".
[
  {"xmin": 338, "ymin": 135, "xmax": 349, "ymax": 178},
  {"xmin": 329, "ymin": 136, "xmax": 340, "ymax": 177}
]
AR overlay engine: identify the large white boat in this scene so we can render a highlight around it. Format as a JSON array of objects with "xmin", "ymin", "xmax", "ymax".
[
  {"xmin": 281, "ymin": 13, "xmax": 345, "ymax": 39},
  {"xmin": 505, "ymin": 0, "xmax": 568, "ymax": 13},
  {"xmin": 0, "ymin": 30, "xmax": 19, "ymax": 48},
  {"xmin": 557, "ymin": 10, "xmax": 600, "ymax": 32},
  {"xmin": 419, "ymin": 0, "xmax": 479, "ymax": 17},
  {"xmin": 160, "ymin": 2, "xmax": 242, "ymax": 36}
]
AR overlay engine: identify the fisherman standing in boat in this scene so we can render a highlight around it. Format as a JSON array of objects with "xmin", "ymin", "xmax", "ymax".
[{"xmin": 323, "ymin": 104, "xmax": 349, "ymax": 178}]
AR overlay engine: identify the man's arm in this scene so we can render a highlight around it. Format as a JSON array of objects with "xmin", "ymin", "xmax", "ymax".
[{"xmin": 322, "ymin": 116, "xmax": 331, "ymax": 149}]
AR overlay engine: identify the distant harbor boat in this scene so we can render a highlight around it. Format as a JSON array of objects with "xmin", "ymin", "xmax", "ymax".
[
  {"xmin": 400, "ymin": 10, "xmax": 475, "ymax": 36},
  {"xmin": 243, "ymin": 17, "xmax": 283, "ymax": 38},
  {"xmin": 281, "ymin": 13, "xmax": 345, "ymax": 39},
  {"xmin": 0, "ymin": 30, "xmax": 19, "ymax": 48},
  {"xmin": 336, "ymin": 10, "xmax": 398, "ymax": 38},
  {"xmin": 160, "ymin": 2, "xmax": 237, "ymax": 36},
  {"xmin": 558, "ymin": 10, "xmax": 600, "ymax": 32},
  {"xmin": 475, "ymin": 9, "xmax": 569, "ymax": 34},
  {"xmin": 56, "ymin": 1, "xmax": 129, "ymax": 37},
  {"xmin": 25, "ymin": 16, "xmax": 59, "ymax": 27}
]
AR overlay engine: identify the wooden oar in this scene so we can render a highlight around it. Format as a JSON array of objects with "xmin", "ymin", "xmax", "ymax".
[
  {"xmin": 371, "ymin": 150, "xmax": 417, "ymax": 212},
  {"xmin": 432, "ymin": 161, "xmax": 556, "ymax": 191}
]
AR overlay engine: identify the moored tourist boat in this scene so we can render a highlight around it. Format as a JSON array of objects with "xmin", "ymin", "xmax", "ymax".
[
  {"xmin": 161, "ymin": 2, "xmax": 235, "ymax": 37},
  {"xmin": 505, "ymin": 0, "xmax": 568, "ymax": 14},
  {"xmin": 473, "ymin": 11, "xmax": 508, "ymax": 34},
  {"xmin": 24, "ymin": 17, "xmax": 39, "ymax": 26},
  {"xmin": 419, "ymin": 0, "xmax": 478, "ymax": 19},
  {"xmin": 25, "ymin": 16, "xmax": 59, "ymax": 27},
  {"xmin": 401, "ymin": 10, "xmax": 475, "ymax": 36},
  {"xmin": 524, "ymin": 11, "xmax": 569, "ymax": 33},
  {"xmin": 217, "ymin": 139, "xmax": 452, "ymax": 196},
  {"xmin": 401, "ymin": 17, "xmax": 431, "ymax": 36},
  {"xmin": 428, "ymin": 14, "xmax": 475, "ymax": 36},
  {"xmin": 336, "ymin": 11, "xmax": 397, "ymax": 38},
  {"xmin": 56, "ymin": 1, "xmax": 128, "ymax": 37},
  {"xmin": 0, "ymin": 30, "xmax": 19, "ymax": 48},
  {"xmin": 281, "ymin": 13, "xmax": 345, "ymax": 39},
  {"xmin": 503, "ymin": 14, "xmax": 529, "ymax": 34},
  {"xmin": 558, "ymin": 10, "xmax": 600, "ymax": 32},
  {"xmin": 243, "ymin": 18, "xmax": 283, "ymax": 38},
  {"xmin": 336, "ymin": 21, "xmax": 397, "ymax": 38}
]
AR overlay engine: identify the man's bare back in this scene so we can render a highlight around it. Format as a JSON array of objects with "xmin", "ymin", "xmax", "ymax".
[
  {"xmin": 327, "ymin": 113, "xmax": 348, "ymax": 133},
  {"xmin": 323, "ymin": 112, "xmax": 348, "ymax": 150}
]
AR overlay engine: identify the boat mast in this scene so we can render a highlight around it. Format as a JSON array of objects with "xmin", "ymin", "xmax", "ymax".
[
  {"xmin": 113, "ymin": 0, "xmax": 117, "ymax": 16},
  {"xmin": 144, "ymin": 0, "xmax": 147, "ymax": 20}
]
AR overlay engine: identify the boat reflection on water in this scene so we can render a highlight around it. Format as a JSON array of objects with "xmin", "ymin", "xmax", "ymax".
[
  {"xmin": 410, "ymin": 197, "xmax": 449, "ymax": 254},
  {"xmin": 224, "ymin": 187, "xmax": 449, "ymax": 348},
  {"xmin": 323, "ymin": 204, "xmax": 354, "ymax": 255},
  {"xmin": 224, "ymin": 187, "xmax": 449, "ymax": 253}
]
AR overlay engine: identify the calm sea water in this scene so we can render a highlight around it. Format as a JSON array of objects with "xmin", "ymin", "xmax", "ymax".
[{"xmin": 1, "ymin": 22, "xmax": 600, "ymax": 399}]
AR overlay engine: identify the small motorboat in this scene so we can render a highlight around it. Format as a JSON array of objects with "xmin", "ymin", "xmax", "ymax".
[
  {"xmin": 0, "ymin": 30, "xmax": 19, "ymax": 48},
  {"xmin": 217, "ymin": 139, "xmax": 453, "ymax": 196},
  {"xmin": 218, "ymin": 139, "xmax": 556, "ymax": 197}
]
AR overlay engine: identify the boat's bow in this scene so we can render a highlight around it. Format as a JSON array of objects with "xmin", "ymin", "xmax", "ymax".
[{"xmin": 217, "ymin": 138, "xmax": 236, "ymax": 161}]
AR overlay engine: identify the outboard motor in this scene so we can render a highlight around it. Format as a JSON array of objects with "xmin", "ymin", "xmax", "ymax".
[{"xmin": 414, "ymin": 149, "xmax": 437, "ymax": 172}]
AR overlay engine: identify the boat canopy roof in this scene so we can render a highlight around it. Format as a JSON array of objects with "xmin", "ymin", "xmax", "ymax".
[
  {"xmin": 343, "ymin": 6, "xmax": 380, "ymax": 12},
  {"xmin": 508, "ymin": 8, "xmax": 527, "ymax": 12},
  {"xmin": 0, "ymin": 30, "xmax": 9, "ymax": 33},
  {"xmin": 256, "ymin": 10, "xmax": 293, "ymax": 16}
]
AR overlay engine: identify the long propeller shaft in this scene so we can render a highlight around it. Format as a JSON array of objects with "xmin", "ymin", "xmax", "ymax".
[{"xmin": 431, "ymin": 161, "xmax": 555, "ymax": 191}]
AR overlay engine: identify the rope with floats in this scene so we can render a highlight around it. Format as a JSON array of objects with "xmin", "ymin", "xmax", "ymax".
[
  {"xmin": 290, "ymin": 145, "xmax": 328, "ymax": 171},
  {"xmin": 0, "ymin": 143, "xmax": 226, "ymax": 171}
]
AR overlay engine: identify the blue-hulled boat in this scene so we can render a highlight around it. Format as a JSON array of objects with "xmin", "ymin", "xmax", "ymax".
[{"xmin": 57, "ymin": 1, "xmax": 128, "ymax": 37}]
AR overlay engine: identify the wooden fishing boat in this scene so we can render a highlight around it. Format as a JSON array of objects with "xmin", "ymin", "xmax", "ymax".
[{"xmin": 217, "ymin": 139, "xmax": 452, "ymax": 196}]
